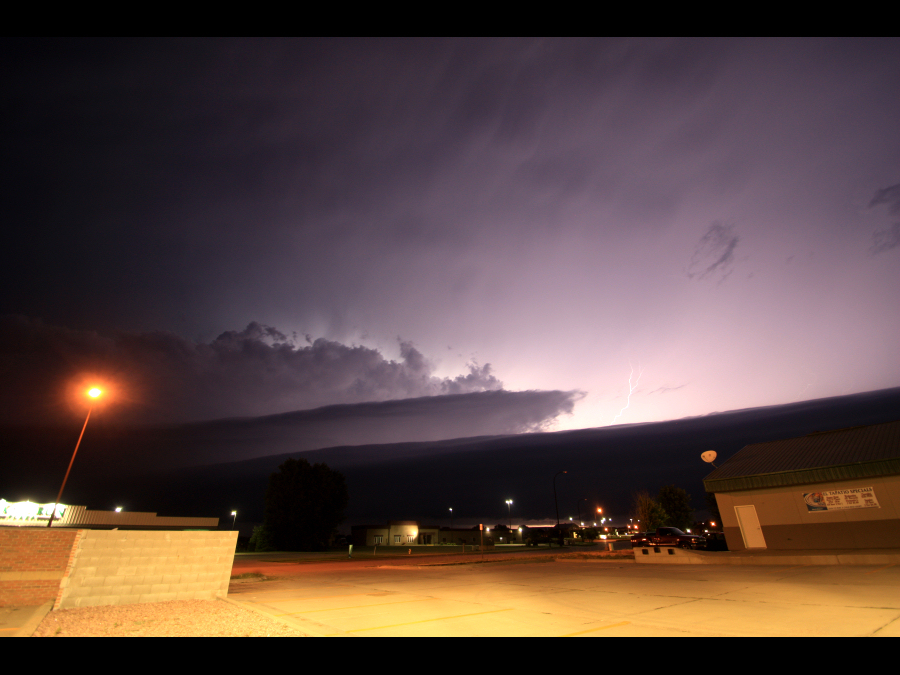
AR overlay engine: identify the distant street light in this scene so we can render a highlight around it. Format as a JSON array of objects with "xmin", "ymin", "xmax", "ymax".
[
  {"xmin": 449, "ymin": 507, "xmax": 453, "ymax": 530},
  {"xmin": 505, "ymin": 499, "xmax": 513, "ymax": 529},
  {"xmin": 231, "ymin": 511, "xmax": 237, "ymax": 530},
  {"xmin": 48, "ymin": 387, "xmax": 103, "ymax": 528}
]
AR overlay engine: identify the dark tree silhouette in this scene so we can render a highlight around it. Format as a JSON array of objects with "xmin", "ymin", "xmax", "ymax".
[
  {"xmin": 657, "ymin": 485, "xmax": 693, "ymax": 531},
  {"xmin": 263, "ymin": 458, "xmax": 348, "ymax": 551}
]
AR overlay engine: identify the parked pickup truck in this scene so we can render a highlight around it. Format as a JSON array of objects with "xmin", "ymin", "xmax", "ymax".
[{"xmin": 631, "ymin": 527, "xmax": 705, "ymax": 549}]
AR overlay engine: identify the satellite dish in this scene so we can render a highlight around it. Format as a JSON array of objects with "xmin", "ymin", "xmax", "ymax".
[{"xmin": 701, "ymin": 450, "xmax": 718, "ymax": 466}]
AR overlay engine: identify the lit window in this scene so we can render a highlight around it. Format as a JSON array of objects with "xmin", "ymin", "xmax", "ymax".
[
  {"xmin": 373, "ymin": 535, "xmax": 384, "ymax": 544},
  {"xmin": 407, "ymin": 535, "xmax": 416, "ymax": 543}
]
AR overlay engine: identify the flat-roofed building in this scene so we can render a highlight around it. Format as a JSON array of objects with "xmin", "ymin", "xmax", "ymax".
[
  {"xmin": 0, "ymin": 501, "xmax": 218, "ymax": 530},
  {"xmin": 352, "ymin": 521, "xmax": 441, "ymax": 546},
  {"xmin": 704, "ymin": 420, "xmax": 900, "ymax": 551}
]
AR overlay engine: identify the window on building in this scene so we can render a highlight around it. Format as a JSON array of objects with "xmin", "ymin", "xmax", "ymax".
[
  {"xmin": 407, "ymin": 535, "xmax": 416, "ymax": 543},
  {"xmin": 373, "ymin": 535, "xmax": 383, "ymax": 544},
  {"xmin": 394, "ymin": 535, "xmax": 401, "ymax": 543}
]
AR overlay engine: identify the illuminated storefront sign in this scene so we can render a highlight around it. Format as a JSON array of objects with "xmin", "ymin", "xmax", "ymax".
[
  {"xmin": 0, "ymin": 499, "xmax": 67, "ymax": 520},
  {"xmin": 803, "ymin": 487, "xmax": 879, "ymax": 512}
]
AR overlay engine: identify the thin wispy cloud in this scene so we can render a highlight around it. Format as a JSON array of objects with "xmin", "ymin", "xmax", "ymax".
[
  {"xmin": 686, "ymin": 221, "xmax": 740, "ymax": 282},
  {"xmin": 868, "ymin": 183, "xmax": 900, "ymax": 254}
]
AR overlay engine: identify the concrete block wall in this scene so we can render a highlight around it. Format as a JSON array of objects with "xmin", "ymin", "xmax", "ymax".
[
  {"xmin": 55, "ymin": 530, "xmax": 238, "ymax": 609},
  {"xmin": 0, "ymin": 529, "xmax": 80, "ymax": 607}
]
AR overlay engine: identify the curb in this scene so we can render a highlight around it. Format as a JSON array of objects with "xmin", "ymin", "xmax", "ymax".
[{"xmin": 13, "ymin": 602, "xmax": 53, "ymax": 638}]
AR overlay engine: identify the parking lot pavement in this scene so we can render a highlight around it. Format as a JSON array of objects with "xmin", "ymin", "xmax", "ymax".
[
  {"xmin": 230, "ymin": 546, "xmax": 585, "ymax": 578},
  {"xmin": 227, "ymin": 559, "xmax": 900, "ymax": 637}
]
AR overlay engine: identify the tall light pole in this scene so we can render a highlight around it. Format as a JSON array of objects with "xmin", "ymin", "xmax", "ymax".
[
  {"xmin": 553, "ymin": 471, "xmax": 567, "ymax": 527},
  {"xmin": 231, "ymin": 511, "xmax": 237, "ymax": 530},
  {"xmin": 576, "ymin": 498, "xmax": 587, "ymax": 524},
  {"xmin": 449, "ymin": 507, "xmax": 453, "ymax": 531},
  {"xmin": 505, "ymin": 499, "xmax": 513, "ymax": 529},
  {"xmin": 48, "ymin": 387, "xmax": 102, "ymax": 528}
]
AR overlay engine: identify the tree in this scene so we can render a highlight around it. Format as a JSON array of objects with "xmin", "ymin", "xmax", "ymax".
[
  {"xmin": 263, "ymin": 458, "xmax": 348, "ymax": 551},
  {"xmin": 657, "ymin": 485, "xmax": 694, "ymax": 531},
  {"xmin": 632, "ymin": 489, "xmax": 668, "ymax": 531},
  {"xmin": 248, "ymin": 523, "xmax": 275, "ymax": 552},
  {"xmin": 580, "ymin": 527, "xmax": 599, "ymax": 543}
]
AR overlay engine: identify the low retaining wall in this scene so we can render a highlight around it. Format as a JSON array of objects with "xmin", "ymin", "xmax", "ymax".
[
  {"xmin": 56, "ymin": 530, "xmax": 238, "ymax": 609},
  {"xmin": 1, "ymin": 528, "xmax": 238, "ymax": 609},
  {"xmin": 633, "ymin": 545, "xmax": 900, "ymax": 566}
]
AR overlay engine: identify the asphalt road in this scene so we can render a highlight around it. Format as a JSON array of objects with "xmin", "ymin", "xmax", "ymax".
[{"xmin": 227, "ymin": 557, "xmax": 900, "ymax": 637}]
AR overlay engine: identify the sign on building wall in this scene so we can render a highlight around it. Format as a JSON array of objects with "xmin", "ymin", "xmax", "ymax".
[
  {"xmin": 803, "ymin": 487, "xmax": 879, "ymax": 512},
  {"xmin": 0, "ymin": 499, "xmax": 67, "ymax": 521}
]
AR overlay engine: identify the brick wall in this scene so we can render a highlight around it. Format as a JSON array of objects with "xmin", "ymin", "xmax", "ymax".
[
  {"xmin": 55, "ymin": 530, "xmax": 238, "ymax": 609},
  {"xmin": 0, "ymin": 529, "xmax": 79, "ymax": 607}
]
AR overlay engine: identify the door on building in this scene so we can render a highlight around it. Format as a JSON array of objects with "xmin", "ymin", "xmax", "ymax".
[{"xmin": 734, "ymin": 505, "xmax": 767, "ymax": 549}]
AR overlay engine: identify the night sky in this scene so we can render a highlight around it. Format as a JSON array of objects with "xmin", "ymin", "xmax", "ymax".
[{"xmin": 2, "ymin": 39, "xmax": 899, "ymax": 509}]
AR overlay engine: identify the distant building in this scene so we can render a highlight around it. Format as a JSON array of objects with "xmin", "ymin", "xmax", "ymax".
[
  {"xmin": 0, "ymin": 500, "xmax": 218, "ymax": 530},
  {"xmin": 351, "ymin": 521, "xmax": 527, "ymax": 547},
  {"xmin": 704, "ymin": 421, "xmax": 900, "ymax": 551}
]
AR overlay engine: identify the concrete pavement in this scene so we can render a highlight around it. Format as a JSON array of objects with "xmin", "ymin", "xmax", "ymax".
[
  {"xmin": 0, "ymin": 603, "xmax": 52, "ymax": 638},
  {"xmin": 226, "ymin": 556, "xmax": 900, "ymax": 636}
]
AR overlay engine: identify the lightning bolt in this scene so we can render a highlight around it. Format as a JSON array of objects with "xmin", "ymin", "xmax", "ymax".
[{"xmin": 612, "ymin": 362, "xmax": 644, "ymax": 425}]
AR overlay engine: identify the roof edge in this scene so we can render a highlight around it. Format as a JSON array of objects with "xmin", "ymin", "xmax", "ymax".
[{"xmin": 704, "ymin": 458, "xmax": 900, "ymax": 493}]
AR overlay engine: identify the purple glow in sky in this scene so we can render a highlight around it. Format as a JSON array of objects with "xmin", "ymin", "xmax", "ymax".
[{"xmin": 2, "ymin": 38, "xmax": 898, "ymax": 433}]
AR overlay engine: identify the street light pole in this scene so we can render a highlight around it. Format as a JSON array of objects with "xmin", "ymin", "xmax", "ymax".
[
  {"xmin": 47, "ymin": 388, "xmax": 102, "ymax": 528},
  {"xmin": 553, "ymin": 471, "xmax": 567, "ymax": 527},
  {"xmin": 506, "ymin": 499, "xmax": 513, "ymax": 529},
  {"xmin": 449, "ymin": 507, "xmax": 453, "ymax": 531},
  {"xmin": 231, "ymin": 511, "xmax": 237, "ymax": 530},
  {"xmin": 577, "ymin": 498, "xmax": 587, "ymax": 524},
  {"xmin": 553, "ymin": 471, "xmax": 567, "ymax": 548}
]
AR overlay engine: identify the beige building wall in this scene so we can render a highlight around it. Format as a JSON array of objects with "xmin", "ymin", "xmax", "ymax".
[
  {"xmin": 363, "ymin": 528, "xmax": 389, "ymax": 546},
  {"xmin": 716, "ymin": 475, "xmax": 900, "ymax": 551},
  {"xmin": 388, "ymin": 521, "xmax": 419, "ymax": 545},
  {"xmin": 55, "ymin": 530, "xmax": 238, "ymax": 609}
]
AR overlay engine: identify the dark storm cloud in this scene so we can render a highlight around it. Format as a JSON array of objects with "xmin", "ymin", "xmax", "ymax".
[
  {"xmin": 19, "ymin": 387, "xmax": 895, "ymax": 524},
  {"xmin": 0, "ymin": 316, "xmax": 519, "ymax": 425},
  {"xmin": 868, "ymin": 183, "xmax": 900, "ymax": 254},
  {"xmin": 686, "ymin": 222, "xmax": 740, "ymax": 281},
  {"xmin": 1, "ymin": 38, "xmax": 899, "ymax": 435}
]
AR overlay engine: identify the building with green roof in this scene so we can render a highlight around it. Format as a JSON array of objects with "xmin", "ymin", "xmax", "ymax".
[{"xmin": 703, "ymin": 420, "xmax": 900, "ymax": 551}]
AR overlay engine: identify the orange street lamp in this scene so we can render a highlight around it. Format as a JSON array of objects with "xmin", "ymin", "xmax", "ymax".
[{"xmin": 47, "ymin": 387, "xmax": 102, "ymax": 527}]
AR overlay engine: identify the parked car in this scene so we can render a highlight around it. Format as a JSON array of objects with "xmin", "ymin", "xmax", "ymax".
[
  {"xmin": 635, "ymin": 527, "xmax": 706, "ymax": 549},
  {"xmin": 630, "ymin": 532, "xmax": 652, "ymax": 547},
  {"xmin": 653, "ymin": 527, "xmax": 705, "ymax": 549}
]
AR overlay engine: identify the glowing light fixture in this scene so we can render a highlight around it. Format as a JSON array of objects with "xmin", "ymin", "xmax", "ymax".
[{"xmin": 48, "ymin": 385, "xmax": 105, "ymax": 527}]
